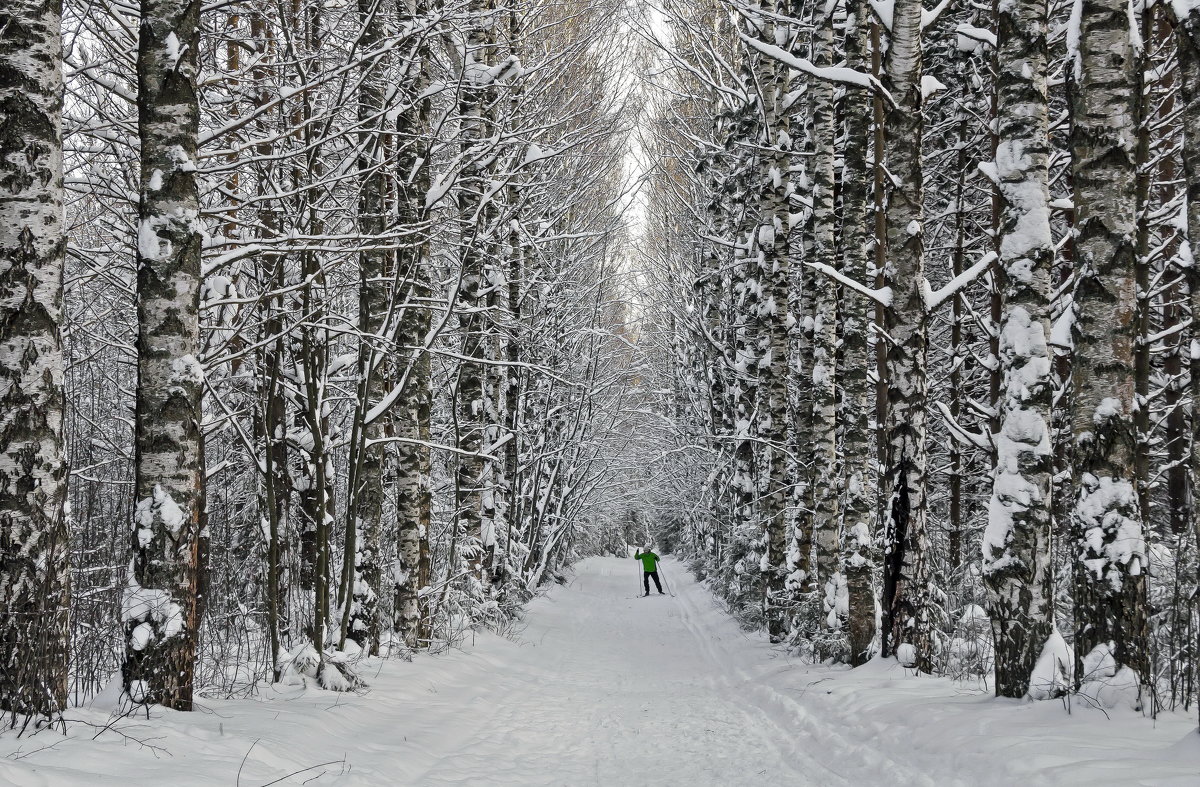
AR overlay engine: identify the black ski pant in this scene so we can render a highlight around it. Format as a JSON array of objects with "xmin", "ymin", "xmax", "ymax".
[{"xmin": 643, "ymin": 570, "xmax": 663, "ymax": 594}]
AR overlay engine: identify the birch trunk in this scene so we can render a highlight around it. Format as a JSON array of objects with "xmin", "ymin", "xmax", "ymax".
[
  {"xmin": 983, "ymin": 0, "xmax": 1057, "ymax": 699},
  {"xmin": 1172, "ymin": 1, "xmax": 1200, "ymax": 722},
  {"xmin": 1067, "ymin": 0, "xmax": 1149, "ymax": 693},
  {"xmin": 499, "ymin": 0, "xmax": 524, "ymax": 588},
  {"xmin": 125, "ymin": 0, "xmax": 204, "ymax": 710},
  {"xmin": 807, "ymin": 5, "xmax": 843, "ymax": 656},
  {"xmin": 879, "ymin": 0, "xmax": 932, "ymax": 669},
  {"xmin": 294, "ymin": 0, "xmax": 336, "ymax": 653},
  {"xmin": 456, "ymin": 0, "xmax": 499, "ymax": 584},
  {"xmin": 347, "ymin": 0, "xmax": 389, "ymax": 655},
  {"xmin": 747, "ymin": 2, "xmax": 792, "ymax": 642},
  {"xmin": 0, "ymin": 0, "xmax": 70, "ymax": 722},
  {"xmin": 393, "ymin": 0, "xmax": 434, "ymax": 649},
  {"xmin": 839, "ymin": 0, "xmax": 878, "ymax": 667}
]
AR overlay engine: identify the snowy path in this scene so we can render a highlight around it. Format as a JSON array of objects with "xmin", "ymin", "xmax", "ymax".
[
  {"xmin": 3, "ymin": 557, "xmax": 1199, "ymax": 786},
  {"xmin": 400, "ymin": 557, "xmax": 846, "ymax": 785}
]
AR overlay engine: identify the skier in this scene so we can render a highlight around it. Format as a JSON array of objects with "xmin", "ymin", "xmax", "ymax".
[{"xmin": 634, "ymin": 547, "xmax": 664, "ymax": 596}]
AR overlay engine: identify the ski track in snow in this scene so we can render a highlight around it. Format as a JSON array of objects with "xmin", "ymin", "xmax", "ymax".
[{"xmin": 2, "ymin": 557, "xmax": 1198, "ymax": 786}]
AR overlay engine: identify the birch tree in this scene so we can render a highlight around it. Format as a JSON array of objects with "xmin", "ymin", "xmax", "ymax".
[
  {"xmin": 879, "ymin": 0, "xmax": 933, "ymax": 670},
  {"xmin": 804, "ymin": 2, "xmax": 844, "ymax": 656},
  {"xmin": 839, "ymin": 0, "xmax": 878, "ymax": 666},
  {"xmin": 456, "ymin": 0, "xmax": 501, "ymax": 585},
  {"xmin": 393, "ymin": 0, "xmax": 435, "ymax": 650},
  {"xmin": 743, "ymin": 0, "xmax": 793, "ymax": 642},
  {"xmin": 124, "ymin": 0, "xmax": 205, "ymax": 710},
  {"xmin": 0, "ymin": 0, "xmax": 70, "ymax": 724},
  {"xmin": 1067, "ymin": 0, "xmax": 1150, "ymax": 696},
  {"xmin": 982, "ymin": 0, "xmax": 1057, "ymax": 699}
]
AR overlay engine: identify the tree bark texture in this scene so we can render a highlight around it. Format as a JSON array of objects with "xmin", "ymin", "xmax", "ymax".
[
  {"xmin": 879, "ymin": 0, "xmax": 932, "ymax": 670},
  {"xmin": 983, "ymin": 0, "xmax": 1056, "ymax": 699},
  {"xmin": 125, "ymin": 0, "xmax": 205, "ymax": 710},
  {"xmin": 0, "ymin": 0, "xmax": 70, "ymax": 722},
  {"xmin": 1067, "ymin": 0, "xmax": 1149, "ymax": 692}
]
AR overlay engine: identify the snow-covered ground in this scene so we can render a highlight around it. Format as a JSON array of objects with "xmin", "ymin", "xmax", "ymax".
[{"xmin": 2, "ymin": 557, "xmax": 1197, "ymax": 786}]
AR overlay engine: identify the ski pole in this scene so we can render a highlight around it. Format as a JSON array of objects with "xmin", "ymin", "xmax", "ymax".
[
  {"xmin": 635, "ymin": 550, "xmax": 646, "ymax": 596},
  {"xmin": 658, "ymin": 564, "xmax": 676, "ymax": 597}
]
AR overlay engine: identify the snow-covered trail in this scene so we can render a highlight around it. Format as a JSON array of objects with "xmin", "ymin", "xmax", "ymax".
[
  {"xmin": 401, "ymin": 556, "xmax": 844, "ymax": 785},
  {"xmin": 4, "ymin": 557, "xmax": 1199, "ymax": 786}
]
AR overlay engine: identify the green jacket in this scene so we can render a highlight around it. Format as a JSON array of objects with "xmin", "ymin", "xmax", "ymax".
[{"xmin": 635, "ymin": 551, "xmax": 659, "ymax": 572}]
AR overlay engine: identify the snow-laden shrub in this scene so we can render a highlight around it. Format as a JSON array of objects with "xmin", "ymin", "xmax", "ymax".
[
  {"xmin": 277, "ymin": 643, "xmax": 364, "ymax": 692},
  {"xmin": 942, "ymin": 604, "xmax": 992, "ymax": 681},
  {"xmin": 1028, "ymin": 630, "xmax": 1072, "ymax": 700},
  {"xmin": 1078, "ymin": 642, "xmax": 1142, "ymax": 711}
]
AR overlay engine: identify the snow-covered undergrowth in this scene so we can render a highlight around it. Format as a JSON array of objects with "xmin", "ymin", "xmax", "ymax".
[{"xmin": 2, "ymin": 557, "xmax": 1196, "ymax": 785}]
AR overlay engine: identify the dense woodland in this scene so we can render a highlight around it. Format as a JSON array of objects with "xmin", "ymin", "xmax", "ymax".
[
  {"xmin": 638, "ymin": 0, "xmax": 1200, "ymax": 715},
  {"xmin": 3, "ymin": 0, "xmax": 1200, "ymax": 736}
]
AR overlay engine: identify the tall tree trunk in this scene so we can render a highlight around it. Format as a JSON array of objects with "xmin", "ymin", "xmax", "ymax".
[
  {"xmin": 749, "ymin": 1, "xmax": 792, "ymax": 643},
  {"xmin": 0, "ymin": 0, "xmax": 70, "ymax": 723},
  {"xmin": 840, "ymin": 0, "xmax": 878, "ymax": 667},
  {"xmin": 879, "ymin": 0, "xmax": 932, "ymax": 670},
  {"xmin": 871, "ymin": 18, "xmax": 890, "ymax": 574},
  {"xmin": 807, "ymin": 4, "xmax": 843, "ymax": 656},
  {"xmin": 394, "ymin": 0, "xmax": 434, "ymax": 648},
  {"xmin": 347, "ymin": 0, "xmax": 389, "ymax": 655},
  {"xmin": 125, "ymin": 0, "xmax": 204, "ymax": 710},
  {"xmin": 292, "ymin": 6, "xmax": 336, "ymax": 648},
  {"xmin": 259, "ymin": 330, "xmax": 287, "ymax": 676},
  {"xmin": 297, "ymin": 305, "xmax": 334, "ymax": 653},
  {"xmin": 499, "ymin": 0, "xmax": 524, "ymax": 589},
  {"xmin": 1067, "ymin": 0, "xmax": 1149, "ymax": 694},
  {"xmin": 983, "ymin": 0, "xmax": 1056, "ymax": 699},
  {"xmin": 250, "ymin": 12, "xmax": 291, "ymax": 663},
  {"xmin": 456, "ymin": 0, "xmax": 500, "ymax": 585},
  {"xmin": 1171, "ymin": 0, "xmax": 1200, "ymax": 725}
]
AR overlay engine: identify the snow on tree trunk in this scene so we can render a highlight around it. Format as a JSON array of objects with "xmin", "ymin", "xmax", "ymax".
[
  {"xmin": 393, "ymin": 0, "xmax": 434, "ymax": 650},
  {"xmin": 806, "ymin": 4, "xmax": 844, "ymax": 658},
  {"xmin": 498, "ymin": 0, "xmax": 524, "ymax": 592},
  {"xmin": 243, "ymin": 12, "xmax": 291, "ymax": 675},
  {"xmin": 696, "ymin": 108, "xmax": 734, "ymax": 572},
  {"xmin": 125, "ymin": 0, "xmax": 205, "ymax": 710},
  {"xmin": 839, "ymin": 0, "xmax": 878, "ymax": 667},
  {"xmin": 1067, "ymin": 0, "xmax": 1149, "ymax": 696},
  {"xmin": 879, "ymin": 0, "xmax": 933, "ymax": 670},
  {"xmin": 347, "ymin": 0, "xmax": 390, "ymax": 656},
  {"xmin": 456, "ymin": 0, "xmax": 500, "ymax": 585},
  {"xmin": 983, "ymin": 0, "xmax": 1057, "ymax": 700},
  {"xmin": 289, "ymin": 88, "xmax": 337, "ymax": 652},
  {"xmin": 746, "ymin": 1, "xmax": 792, "ymax": 644},
  {"xmin": 787, "ymin": 118, "xmax": 815, "ymax": 619},
  {"xmin": 0, "ymin": 0, "xmax": 70, "ymax": 724},
  {"xmin": 1172, "ymin": 1, "xmax": 1200, "ymax": 720},
  {"xmin": 719, "ymin": 35, "xmax": 764, "ymax": 615},
  {"xmin": 394, "ymin": 280, "xmax": 432, "ymax": 646}
]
